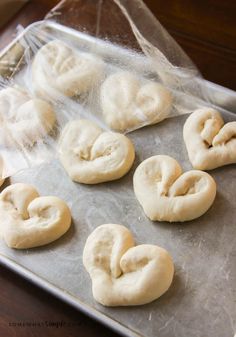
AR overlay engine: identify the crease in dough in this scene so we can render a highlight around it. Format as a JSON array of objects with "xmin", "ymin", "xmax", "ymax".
[
  {"xmin": 0, "ymin": 183, "xmax": 71, "ymax": 249},
  {"xmin": 183, "ymin": 107, "xmax": 236, "ymax": 170},
  {"xmin": 58, "ymin": 119, "xmax": 135, "ymax": 184},
  {"xmin": 83, "ymin": 224, "xmax": 174, "ymax": 306},
  {"xmin": 100, "ymin": 71, "xmax": 173, "ymax": 132},
  {"xmin": 32, "ymin": 39, "xmax": 104, "ymax": 98},
  {"xmin": 0, "ymin": 86, "xmax": 56, "ymax": 147},
  {"xmin": 133, "ymin": 155, "xmax": 216, "ymax": 222}
]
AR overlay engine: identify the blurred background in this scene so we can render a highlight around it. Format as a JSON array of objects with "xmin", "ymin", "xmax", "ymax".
[{"xmin": 0, "ymin": 0, "xmax": 235, "ymax": 90}]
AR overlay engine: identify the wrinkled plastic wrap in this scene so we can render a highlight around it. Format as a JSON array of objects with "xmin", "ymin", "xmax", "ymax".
[
  {"xmin": 0, "ymin": 0, "xmax": 211, "ymax": 178},
  {"xmin": 0, "ymin": 2, "xmax": 236, "ymax": 337}
]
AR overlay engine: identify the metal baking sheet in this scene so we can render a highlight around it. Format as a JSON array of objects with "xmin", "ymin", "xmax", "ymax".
[{"xmin": 0, "ymin": 21, "xmax": 236, "ymax": 337}]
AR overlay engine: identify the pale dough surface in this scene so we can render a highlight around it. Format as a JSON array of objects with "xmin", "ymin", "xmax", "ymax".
[
  {"xmin": 183, "ymin": 108, "xmax": 236, "ymax": 170},
  {"xmin": 83, "ymin": 224, "xmax": 174, "ymax": 306},
  {"xmin": 0, "ymin": 87, "xmax": 55, "ymax": 147},
  {"xmin": 0, "ymin": 183, "xmax": 71, "ymax": 249},
  {"xmin": 58, "ymin": 119, "xmax": 135, "ymax": 184},
  {"xmin": 32, "ymin": 40, "xmax": 104, "ymax": 98},
  {"xmin": 133, "ymin": 155, "xmax": 216, "ymax": 222},
  {"xmin": 100, "ymin": 71, "xmax": 172, "ymax": 132}
]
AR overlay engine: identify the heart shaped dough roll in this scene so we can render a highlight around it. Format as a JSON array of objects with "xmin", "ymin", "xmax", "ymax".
[
  {"xmin": 58, "ymin": 119, "xmax": 135, "ymax": 184},
  {"xmin": 32, "ymin": 40, "xmax": 104, "ymax": 98},
  {"xmin": 83, "ymin": 224, "xmax": 174, "ymax": 306},
  {"xmin": 0, "ymin": 183, "xmax": 71, "ymax": 249},
  {"xmin": 0, "ymin": 87, "xmax": 56, "ymax": 147},
  {"xmin": 100, "ymin": 71, "xmax": 172, "ymax": 132},
  {"xmin": 133, "ymin": 155, "xmax": 216, "ymax": 222},
  {"xmin": 183, "ymin": 108, "xmax": 236, "ymax": 170}
]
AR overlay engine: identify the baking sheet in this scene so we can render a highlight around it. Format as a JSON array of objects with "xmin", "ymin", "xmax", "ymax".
[
  {"xmin": 0, "ymin": 109, "xmax": 235, "ymax": 337},
  {"xmin": 0, "ymin": 22, "xmax": 235, "ymax": 337}
]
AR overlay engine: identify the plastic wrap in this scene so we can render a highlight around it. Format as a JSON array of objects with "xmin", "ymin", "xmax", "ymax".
[
  {"xmin": 0, "ymin": 0, "xmax": 211, "ymax": 179},
  {"xmin": 0, "ymin": 3, "xmax": 235, "ymax": 337}
]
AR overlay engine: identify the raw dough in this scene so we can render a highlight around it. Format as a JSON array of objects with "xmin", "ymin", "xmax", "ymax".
[
  {"xmin": 183, "ymin": 108, "xmax": 236, "ymax": 170},
  {"xmin": 0, "ymin": 183, "xmax": 71, "ymax": 249},
  {"xmin": 32, "ymin": 39, "xmax": 104, "ymax": 97},
  {"xmin": 83, "ymin": 224, "xmax": 174, "ymax": 306},
  {"xmin": 100, "ymin": 71, "xmax": 172, "ymax": 132},
  {"xmin": 133, "ymin": 155, "xmax": 216, "ymax": 222},
  {"xmin": 58, "ymin": 119, "xmax": 135, "ymax": 184},
  {"xmin": 0, "ymin": 87, "xmax": 56, "ymax": 147}
]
